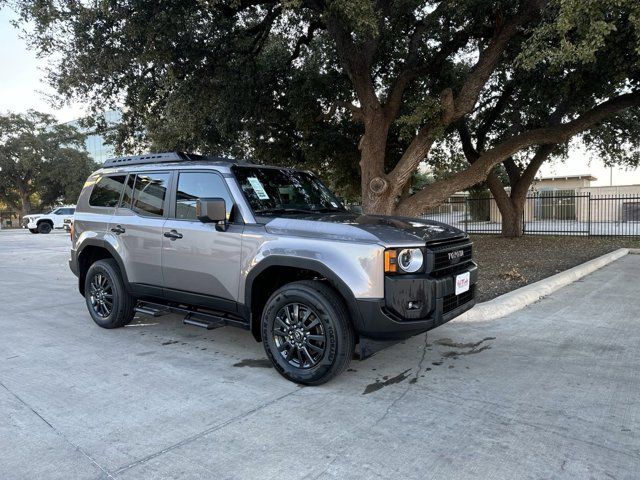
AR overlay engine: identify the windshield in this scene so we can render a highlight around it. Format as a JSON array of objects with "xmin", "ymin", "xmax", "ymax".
[{"xmin": 232, "ymin": 166, "xmax": 346, "ymax": 215}]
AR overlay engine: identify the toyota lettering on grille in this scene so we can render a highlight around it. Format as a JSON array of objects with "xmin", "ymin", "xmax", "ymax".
[{"xmin": 448, "ymin": 249, "xmax": 464, "ymax": 264}]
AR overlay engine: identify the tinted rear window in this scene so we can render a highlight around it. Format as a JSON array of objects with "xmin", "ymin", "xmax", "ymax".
[{"xmin": 89, "ymin": 175, "xmax": 127, "ymax": 207}]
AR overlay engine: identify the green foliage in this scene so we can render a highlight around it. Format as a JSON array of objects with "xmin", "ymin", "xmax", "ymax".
[
  {"xmin": 0, "ymin": 111, "xmax": 97, "ymax": 213},
  {"xmin": 4, "ymin": 0, "xmax": 640, "ymax": 208},
  {"xmin": 519, "ymin": 0, "xmax": 640, "ymax": 70}
]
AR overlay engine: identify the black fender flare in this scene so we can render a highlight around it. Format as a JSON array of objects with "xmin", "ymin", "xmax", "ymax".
[
  {"xmin": 243, "ymin": 256, "xmax": 365, "ymax": 335},
  {"xmin": 76, "ymin": 238, "xmax": 132, "ymax": 295}
]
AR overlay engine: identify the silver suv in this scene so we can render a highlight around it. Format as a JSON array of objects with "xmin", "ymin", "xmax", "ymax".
[{"xmin": 70, "ymin": 152, "xmax": 477, "ymax": 384}]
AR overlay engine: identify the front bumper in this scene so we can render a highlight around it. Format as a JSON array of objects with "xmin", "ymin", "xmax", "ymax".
[{"xmin": 354, "ymin": 262, "xmax": 478, "ymax": 344}]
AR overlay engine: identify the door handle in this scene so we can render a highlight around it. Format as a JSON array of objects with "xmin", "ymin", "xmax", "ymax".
[
  {"xmin": 110, "ymin": 225, "xmax": 126, "ymax": 235},
  {"xmin": 164, "ymin": 230, "xmax": 183, "ymax": 240}
]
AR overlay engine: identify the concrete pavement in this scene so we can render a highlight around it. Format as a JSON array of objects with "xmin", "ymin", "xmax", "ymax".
[{"xmin": 1, "ymin": 229, "xmax": 639, "ymax": 479}]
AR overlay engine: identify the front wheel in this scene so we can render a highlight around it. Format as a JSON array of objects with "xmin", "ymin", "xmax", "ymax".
[
  {"xmin": 261, "ymin": 280, "xmax": 355, "ymax": 385},
  {"xmin": 84, "ymin": 258, "xmax": 135, "ymax": 328}
]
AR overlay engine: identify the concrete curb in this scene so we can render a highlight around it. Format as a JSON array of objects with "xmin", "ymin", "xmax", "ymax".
[{"xmin": 456, "ymin": 247, "xmax": 631, "ymax": 323}]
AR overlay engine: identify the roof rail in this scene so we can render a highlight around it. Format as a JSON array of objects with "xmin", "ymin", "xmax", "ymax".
[{"xmin": 103, "ymin": 152, "xmax": 205, "ymax": 168}]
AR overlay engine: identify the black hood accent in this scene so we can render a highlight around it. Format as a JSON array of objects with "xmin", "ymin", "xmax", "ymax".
[{"xmin": 262, "ymin": 212, "xmax": 466, "ymax": 245}]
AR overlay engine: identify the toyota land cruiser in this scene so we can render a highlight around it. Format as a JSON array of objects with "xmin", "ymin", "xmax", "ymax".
[{"xmin": 69, "ymin": 152, "xmax": 477, "ymax": 385}]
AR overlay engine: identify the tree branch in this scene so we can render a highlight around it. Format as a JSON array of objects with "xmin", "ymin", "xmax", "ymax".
[
  {"xmin": 397, "ymin": 90, "xmax": 640, "ymax": 215},
  {"xmin": 384, "ymin": 30, "xmax": 471, "ymax": 122},
  {"xmin": 452, "ymin": 0, "xmax": 548, "ymax": 119},
  {"xmin": 512, "ymin": 144, "xmax": 555, "ymax": 201},
  {"xmin": 476, "ymin": 83, "xmax": 514, "ymax": 151},
  {"xmin": 325, "ymin": 14, "xmax": 380, "ymax": 112},
  {"xmin": 290, "ymin": 20, "xmax": 322, "ymax": 61},
  {"xmin": 456, "ymin": 119, "xmax": 480, "ymax": 162}
]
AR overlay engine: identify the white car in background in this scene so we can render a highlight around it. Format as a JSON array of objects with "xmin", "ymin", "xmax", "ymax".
[{"xmin": 22, "ymin": 206, "xmax": 76, "ymax": 234}]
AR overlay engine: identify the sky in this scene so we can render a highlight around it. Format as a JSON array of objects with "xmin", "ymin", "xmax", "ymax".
[
  {"xmin": 1, "ymin": 6, "xmax": 639, "ymax": 186},
  {"xmin": 0, "ymin": 7, "xmax": 86, "ymax": 122}
]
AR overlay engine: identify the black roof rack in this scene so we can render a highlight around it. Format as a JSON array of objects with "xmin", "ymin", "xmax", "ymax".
[{"xmin": 103, "ymin": 151, "xmax": 207, "ymax": 168}]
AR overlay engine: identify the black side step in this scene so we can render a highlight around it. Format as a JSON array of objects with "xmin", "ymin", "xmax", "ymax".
[
  {"xmin": 134, "ymin": 301, "xmax": 249, "ymax": 331},
  {"xmin": 183, "ymin": 312, "xmax": 225, "ymax": 330},
  {"xmin": 134, "ymin": 305, "xmax": 171, "ymax": 317}
]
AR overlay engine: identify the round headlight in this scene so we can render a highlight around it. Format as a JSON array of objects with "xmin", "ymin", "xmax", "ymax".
[{"xmin": 397, "ymin": 248, "xmax": 423, "ymax": 273}]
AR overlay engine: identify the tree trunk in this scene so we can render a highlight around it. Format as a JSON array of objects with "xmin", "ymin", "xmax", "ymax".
[
  {"xmin": 500, "ymin": 201, "xmax": 524, "ymax": 238},
  {"xmin": 359, "ymin": 114, "xmax": 394, "ymax": 215},
  {"xmin": 19, "ymin": 190, "xmax": 31, "ymax": 217}
]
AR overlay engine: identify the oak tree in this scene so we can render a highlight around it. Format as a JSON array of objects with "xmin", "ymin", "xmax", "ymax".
[{"xmin": 8, "ymin": 0, "xmax": 640, "ymax": 219}]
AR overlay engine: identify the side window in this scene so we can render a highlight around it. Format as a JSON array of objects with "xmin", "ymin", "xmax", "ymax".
[
  {"xmin": 89, "ymin": 175, "xmax": 127, "ymax": 208},
  {"xmin": 131, "ymin": 172, "xmax": 171, "ymax": 217},
  {"xmin": 175, "ymin": 172, "xmax": 234, "ymax": 221}
]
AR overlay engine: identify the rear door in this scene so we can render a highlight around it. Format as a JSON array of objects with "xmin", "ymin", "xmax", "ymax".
[
  {"xmin": 111, "ymin": 171, "xmax": 172, "ymax": 290},
  {"xmin": 161, "ymin": 170, "xmax": 244, "ymax": 311}
]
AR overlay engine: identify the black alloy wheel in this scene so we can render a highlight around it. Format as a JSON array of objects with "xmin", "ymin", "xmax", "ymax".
[
  {"xmin": 89, "ymin": 272, "xmax": 114, "ymax": 318},
  {"xmin": 273, "ymin": 302, "xmax": 327, "ymax": 369},
  {"xmin": 261, "ymin": 280, "xmax": 355, "ymax": 385},
  {"xmin": 84, "ymin": 258, "xmax": 135, "ymax": 329}
]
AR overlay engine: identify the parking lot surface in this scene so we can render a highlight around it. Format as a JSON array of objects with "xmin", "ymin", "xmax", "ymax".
[{"xmin": 1, "ymin": 229, "xmax": 639, "ymax": 479}]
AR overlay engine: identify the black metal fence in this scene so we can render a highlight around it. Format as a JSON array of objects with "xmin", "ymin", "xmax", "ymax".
[{"xmin": 422, "ymin": 193, "xmax": 640, "ymax": 237}]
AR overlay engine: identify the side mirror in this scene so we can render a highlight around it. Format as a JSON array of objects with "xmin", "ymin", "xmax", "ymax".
[{"xmin": 196, "ymin": 198, "xmax": 228, "ymax": 231}]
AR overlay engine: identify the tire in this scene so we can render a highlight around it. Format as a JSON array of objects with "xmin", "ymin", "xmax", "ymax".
[
  {"xmin": 84, "ymin": 258, "xmax": 135, "ymax": 329},
  {"xmin": 37, "ymin": 222, "xmax": 52, "ymax": 234},
  {"xmin": 261, "ymin": 280, "xmax": 355, "ymax": 385},
  {"xmin": 29, "ymin": 228, "xmax": 38, "ymax": 234}
]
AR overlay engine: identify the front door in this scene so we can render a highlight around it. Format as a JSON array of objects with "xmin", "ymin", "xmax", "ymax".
[
  {"xmin": 53, "ymin": 207, "xmax": 76, "ymax": 229},
  {"xmin": 161, "ymin": 170, "xmax": 243, "ymax": 311},
  {"xmin": 111, "ymin": 171, "xmax": 172, "ymax": 289}
]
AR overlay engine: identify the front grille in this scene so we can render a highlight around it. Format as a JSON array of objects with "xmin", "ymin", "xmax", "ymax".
[
  {"xmin": 429, "ymin": 240, "xmax": 473, "ymax": 275},
  {"xmin": 442, "ymin": 286, "xmax": 475, "ymax": 314}
]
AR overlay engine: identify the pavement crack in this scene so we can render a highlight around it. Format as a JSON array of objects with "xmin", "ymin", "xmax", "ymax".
[
  {"xmin": 0, "ymin": 380, "xmax": 116, "ymax": 479},
  {"xmin": 112, "ymin": 387, "xmax": 300, "ymax": 475}
]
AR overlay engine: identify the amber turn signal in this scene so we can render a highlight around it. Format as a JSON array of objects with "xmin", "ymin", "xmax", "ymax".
[{"xmin": 384, "ymin": 249, "xmax": 397, "ymax": 273}]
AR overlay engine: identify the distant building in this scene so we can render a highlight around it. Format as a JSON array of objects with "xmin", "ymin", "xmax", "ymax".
[
  {"xmin": 63, "ymin": 110, "xmax": 120, "ymax": 163},
  {"xmin": 533, "ymin": 174, "xmax": 597, "ymax": 191}
]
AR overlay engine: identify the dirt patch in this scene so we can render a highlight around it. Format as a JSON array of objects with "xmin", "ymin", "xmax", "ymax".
[{"xmin": 471, "ymin": 235, "xmax": 639, "ymax": 302}]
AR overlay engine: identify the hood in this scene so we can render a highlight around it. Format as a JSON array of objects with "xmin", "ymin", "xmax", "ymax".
[
  {"xmin": 23, "ymin": 214, "xmax": 42, "ymax": 219},
  {"xmin": 263, "ymin": 213, "xmax": 466, "ymax": 246}
]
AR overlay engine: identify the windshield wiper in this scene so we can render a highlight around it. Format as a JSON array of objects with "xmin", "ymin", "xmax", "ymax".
[
  {"xmin": 310, "ymin": 207, "xmax": 347, "ymax": 213},
  {"xmin": 254, "ymin": 208, "xmax": 320, "ymax": 215}
]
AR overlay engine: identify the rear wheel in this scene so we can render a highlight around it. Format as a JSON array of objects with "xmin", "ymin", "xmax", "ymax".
[
  {"xmin": 84, "ymin": 258, "xmax": 135, "ymax": 328},
  {"xmin": 28, "ymin": 228, "xmax": 38, "ymax": 234},
  {"xmin": 261, "ymin": 280, "xmax": 355, "ymax": 385},
  {"xmin": 37, "ymin": 222, "xmax": 52, "ymax": 234}
]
